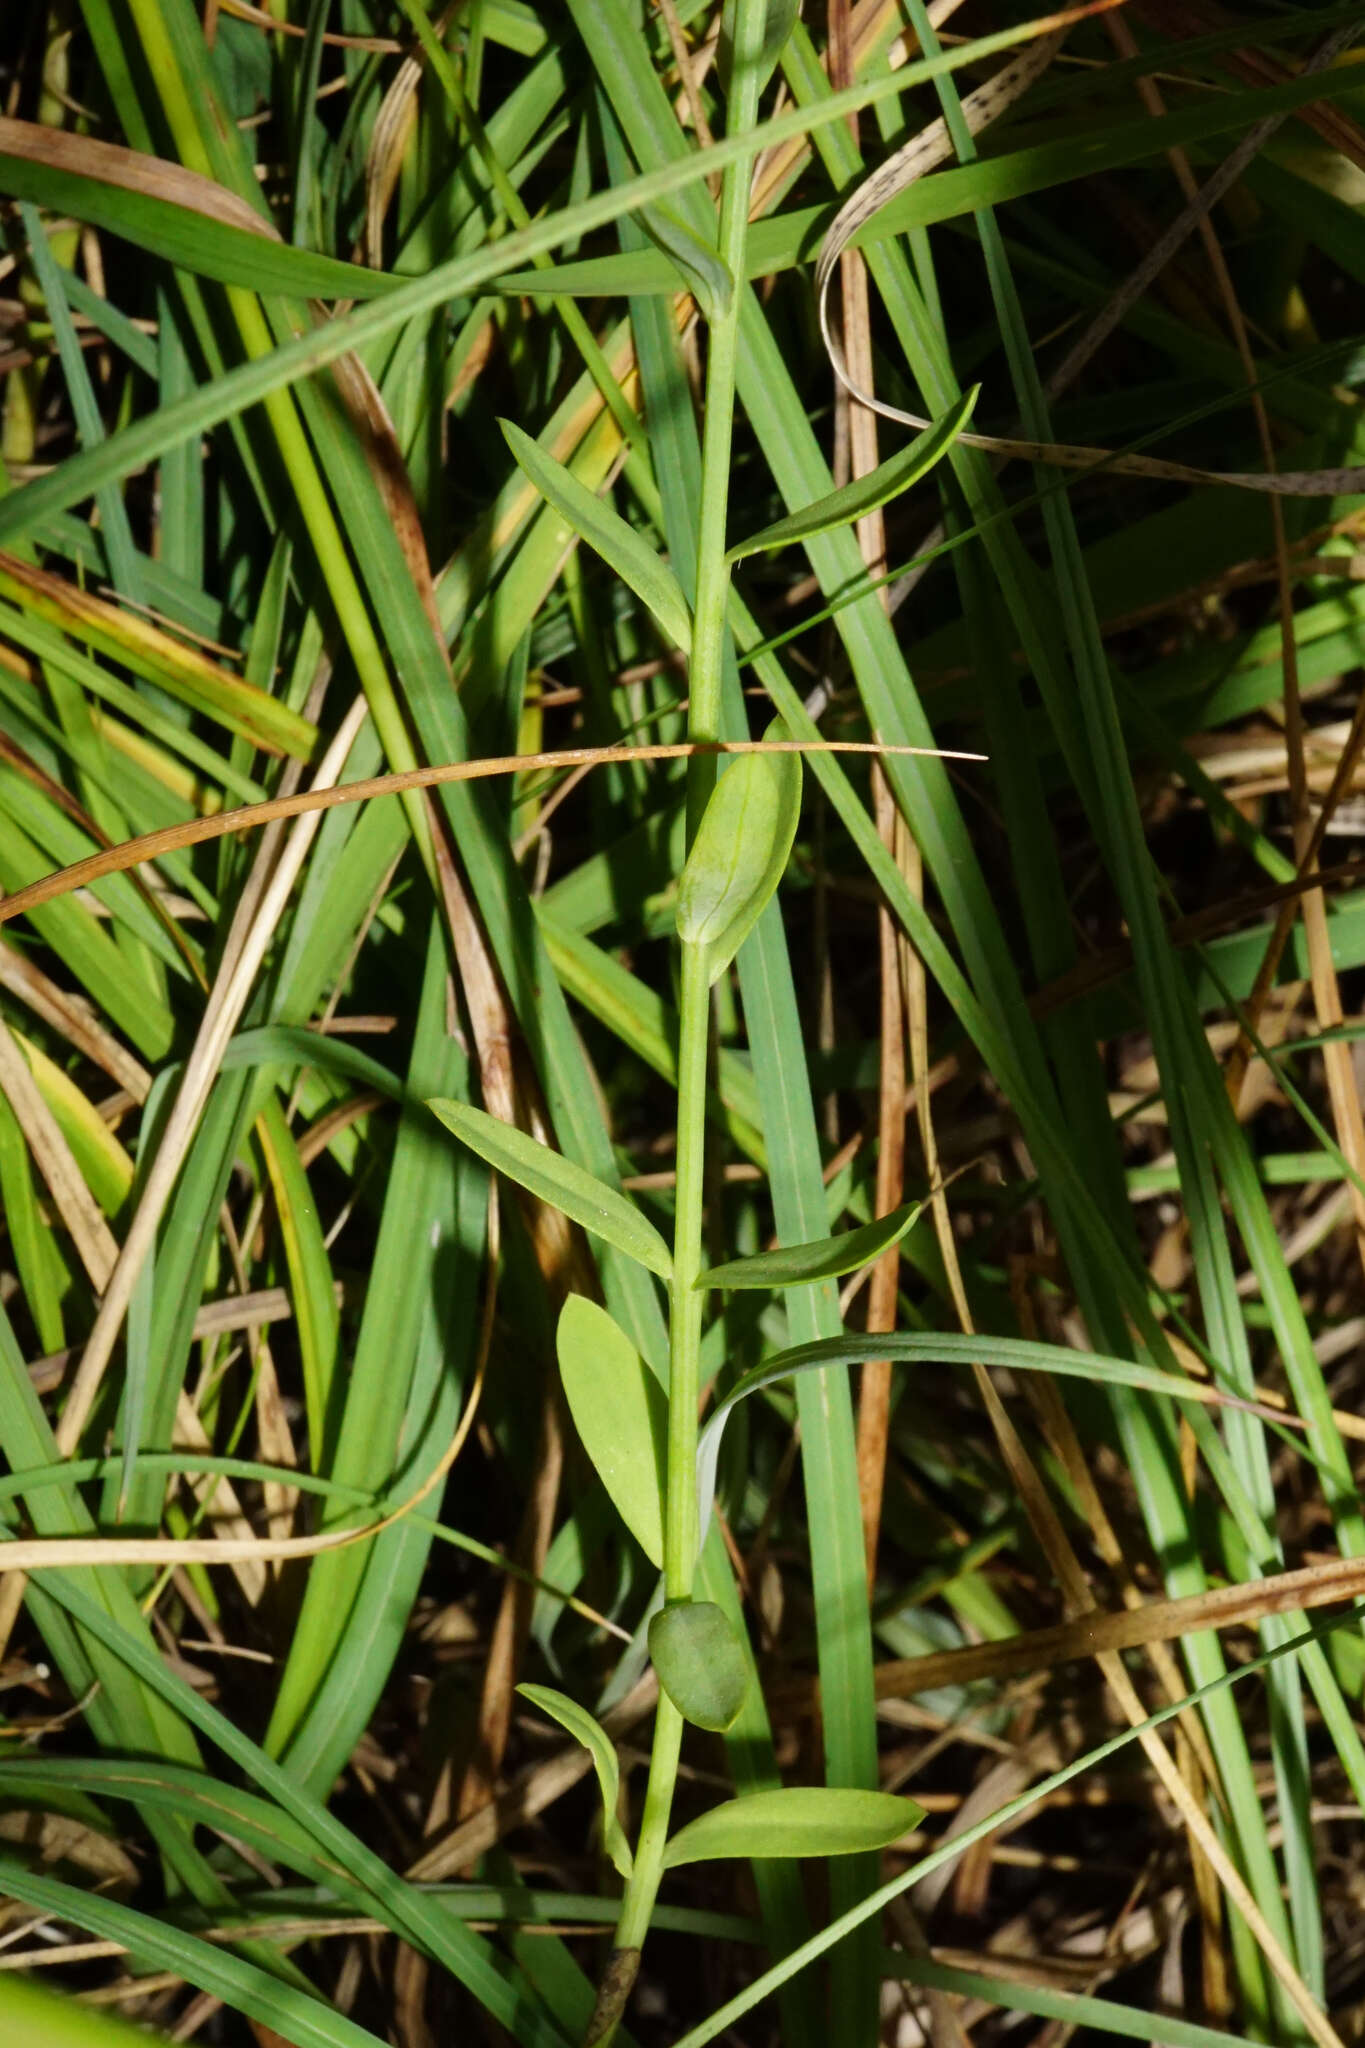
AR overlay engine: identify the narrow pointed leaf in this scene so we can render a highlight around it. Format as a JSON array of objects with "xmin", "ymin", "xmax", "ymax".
[
  {"xmin": 662, "ymin": 1787, "xmax": 923, "ymax": 1869},
  {"xmin": 649, "ymin": 1601, "xmax": 749, "ymax": 1732},
  {"xmin": 725, "ymin": 389, "xmax": 978, "ymax": 562},
  {"xmin": 428, "ymin": 1100, "xmax": 673, "ymax": 1280},
  {"xmin": 700, "ymin": 1196, "xmax": 926, "ymax": 1290},
  {"xmin": 640, "ymin": 205, "xmax": 733, "ymax": 320},
  {"xmin": 695, "ymin": 1331, "xmax": 1250, "ymax": 1548},
  {"xmin": 517, "ymin": 1684, "xmax": 633, "ymax": 1877},
  {"xmin": 501, "ymin": 418, "xmax": 692, "ymax": 653},
  {"xmin": 675, "ymin": 729, "xmax": 801, "ymax": 984},
  {"xmin": 556, "ymin": 1296, "xmax": 668, "ymax": 1567}
]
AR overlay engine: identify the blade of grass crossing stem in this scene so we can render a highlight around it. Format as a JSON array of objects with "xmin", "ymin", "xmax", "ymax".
[
  {"xmin": 904, "ymin": 2, "xmax": 1323, "ymax": 2006},
  {"xmin": 538, "ymin": 913, "xmax": 768, "ymax": 1168}
]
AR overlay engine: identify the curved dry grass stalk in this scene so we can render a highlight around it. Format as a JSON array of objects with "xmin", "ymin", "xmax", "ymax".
[{"xmin": 0, "ymin": 738, "xmax": 983, "ymax": 926}]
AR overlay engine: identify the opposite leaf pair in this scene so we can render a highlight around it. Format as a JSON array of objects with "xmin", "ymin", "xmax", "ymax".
[{"xmin": 519, "ymin": 1678, "xmax": 923, "ymax": 1881}]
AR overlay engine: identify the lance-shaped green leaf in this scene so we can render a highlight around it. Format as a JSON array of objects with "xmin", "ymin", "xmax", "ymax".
[
  {"xmin": 700, "ymin": 1196, "xmax": 926, "ymax": 1290},
  {"xmin": 428, "ymin": 1100, "xmax": 673, "ymax": 1280},
  {"xmin": 640, "ymin": 204, "xmax": 733, "ymax": 321},
  {"xmin": 662, "ymin": 1787, "xmax": 923, "ymax": 1869},
  {"xmin": 649, "ymin": 1601, "xmax": 749, "ymax": 1732},
  {"xmin": 726, "ymin": 389, "xmax": 978, "ymax": 563},
  {"xmin": 556, "ymin": 1296, "xmax": 668, "ymax": 1567},
  {"xmin": 501, "ymin": 418, "xmax": 692, "ymax": 653},
  {"xmin": 517, "ymin": 1684, "xmax": 633, "ymax": 1877},
  {"xmin": 675, "ymin": 727, "xmax": 802, "ymax": 985}
]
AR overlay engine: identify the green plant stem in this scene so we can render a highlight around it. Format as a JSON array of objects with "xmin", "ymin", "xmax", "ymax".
[
  {"xmin": 612, "ymin": 1696, "xmax": 684, "ymax": 1954},
  {"xmin": 590, "ymin": 18, "xmax": 768, "ymax": 2045},
  {"xmin": 665, "ymin": 940, "xmax": 712, "ymax": 1590}
]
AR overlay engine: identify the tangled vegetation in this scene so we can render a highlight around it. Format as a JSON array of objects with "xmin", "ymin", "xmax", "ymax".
[{"xmin": 4, "ymin": 2, "xmax": 1365, "ymax": 2045}]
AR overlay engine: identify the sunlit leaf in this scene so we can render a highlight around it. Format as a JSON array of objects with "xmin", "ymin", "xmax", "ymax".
[
  {"xmin": 518, "ymin": 1683, "xmax": 633, "ymax": 1876},
  {"xmin": 556, "ymin": 1295, "xmax": 668, "ymax": 1567},
  {"xmin": 501, "ymin": 418, "xmax": 693, "ymax": 653},
  {"xmin": 701, "ymin": 1197, "xmax": 925, "ymax": 1290},
  {"xmin": 662, "ymin": 1787, "xmax": 923, "ymax": 1868},
  {"xmin": 726, "ymin": 390, "xmax": 978, "ymax": 562},
  {"xmin": 675, "ymin": 727, "xmax": 801, "ymax": 984},
  {"xmin": 428, "ymin": 1100, "xmax": 673, "ymax": 1281}
]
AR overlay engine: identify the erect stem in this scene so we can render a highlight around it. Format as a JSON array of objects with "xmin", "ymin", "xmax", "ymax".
[{"xmin": 587, "ymin": 13, "xmax": 768, "ymax": 2044}]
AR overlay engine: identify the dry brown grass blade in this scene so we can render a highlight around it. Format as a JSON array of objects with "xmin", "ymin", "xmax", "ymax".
[
  {"xmin": 0, "ymin": 1015, "xmax": 117, "ymax": 1290},
  {"xmin": 0, "ymin": 729, "xmax": 204, "ymax": 985},
  {"xmin": 0, "ymin": 937, "xmax": 150, "ymax": 1101},
  {"xmin": 1132, "ymin": 0, "xmax": 1365, "ymax": 170},
  {"xmin": 0, "ymin": 1277, "xmax": 486, "ymax": 1577},
  {"xmin": 214, "ymin": 0, "xmax": 405, "ymax": 52},
  {"xmin": 0, "ymin": 115, "xmax": 272, "ymax": 238},
  {"xmin": 869, "ymin": 1552, "xmax": 1365, "ymax": 1700},
  {"xmin": 0, "ymin": 739, "xmax": 981, "ymax": 927},
  {"xmin": 826, "ymin": 0, "xmax": 908, "ymax": 1593},
  {"xmin": 1115, "ymin": 16, "xmax": 1365, "ymax": 1260},
  {"xmin": 169, "ymin": 1392, "xmax": 268, "ymax": 1609},
  {"xmin": 362, "ymin": 5, "xmax": 460, "ymax": 266},
  {"xmin": 43, "ymin": 696, "xmax": 369, "ymax": 1472}
]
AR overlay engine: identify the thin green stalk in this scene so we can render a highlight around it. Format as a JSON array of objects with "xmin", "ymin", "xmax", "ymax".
[
  {"xmin": 664, "ymin": 939, "xmax": 712, "ymax": 1593},
  {"xmin": 590, "ymin": 14, "xmax": 769, "ymax": 2042}
]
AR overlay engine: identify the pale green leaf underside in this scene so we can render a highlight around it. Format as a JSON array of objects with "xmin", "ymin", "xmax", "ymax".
[
  {"xmin": 663, "ymin": 1787, "xmax": 924, "ymax": 1869},
  {"xmin": 701, "ymin": 1196, "xmax": 925, "ymax": 1290},
  {"xmin": 501, "ymin": 417, "xmax": 693, "ymax": 653},
  {"xmin": 726, "ymin": 388, "xmax": 979, "ymax": 562},
  {"xmin": 427, "ymin": 1100, "xmax": 673, "ymax": 1281},
  {"xmin": 556, "ymin": 1295, "xmax": 668, "ymax": 1567},
  {"xmin": 517, "ymin": 1683, "xmax": 633, "ymax": 1877},
  {"xmin": 649, "ymin": 1602, "xmax": 749, "ymax": 1731},
  {"xmin": 675, "ymin": 735, "xmax": 802, "ymax": 984}
]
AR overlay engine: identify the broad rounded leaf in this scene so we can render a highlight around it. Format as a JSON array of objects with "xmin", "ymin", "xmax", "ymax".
[
  {"xmin": 557, "ymin": 1296, "xmax": 668, "ymax": 1567},
  {"xmin": 427, "ymin": 1099, "xmax": 673, "ymax": 1281},
  {"xmin": 662, "ymin": 1787, "xmax": 923, "ymax": 1869},
  {"xmin": 726, "ymin": 389, "xmax": 978, "ymax": 563},
  {"xmin": 701, "ymin": 1197, "xmax": 925, "ymax": 1290},
  {"xmin": 675, "ymin": 729, "xmax": 801, "ymax": 984},
  {"xmin": 649, "ymin": 1601, "xmax": 748, "ymax": 1732},
  {"xmin": 501, "ymin": 419, "xmax": 692, "ymax": 654},
  {"xmin": 517, "ymin": 1684, "xmax": 633, "ymax": 1878}
]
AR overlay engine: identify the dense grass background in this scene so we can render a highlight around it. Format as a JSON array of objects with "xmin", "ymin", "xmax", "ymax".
[{"xmin": 5, "ymin": 1, "xmax": 1365, "ymax": 2043}]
